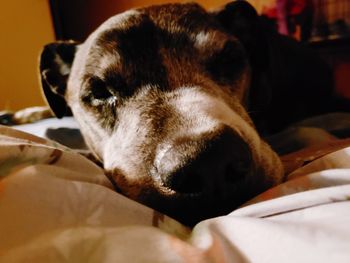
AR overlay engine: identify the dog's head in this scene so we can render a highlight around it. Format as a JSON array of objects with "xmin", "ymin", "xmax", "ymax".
[{"xmin": 39, "ymin": 1, "xmax": 283, "ymax": 226}]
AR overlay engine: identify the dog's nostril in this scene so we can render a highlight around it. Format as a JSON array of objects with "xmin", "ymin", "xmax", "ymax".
[{"xmin": 161, "ymin": 169, "xmax": 203, "ymax": 194}]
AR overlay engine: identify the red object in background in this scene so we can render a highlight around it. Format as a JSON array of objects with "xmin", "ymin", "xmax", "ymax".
[
  {"xmin": 312, "ymin": 38, "xmax": 350, "ymax": 108},
  {"xmin": 264, "ymin": 0, "xmax": 311, "ymax": 18},
  {"xmin": 335, "ymin": 63, "xmax": 350, "ymax": 99},
  {"xmin": 287, "ymin": 0, "xmax": 310, "ymax": 16},
  {"xmin": 263, "ymin": 0, "xmax": 313, "ymax": 40}
]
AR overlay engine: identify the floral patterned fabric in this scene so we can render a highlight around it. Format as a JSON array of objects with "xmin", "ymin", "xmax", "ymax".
[{"xmin": 0, "ymin": 125, "xmax": 349, "ymax": 262}]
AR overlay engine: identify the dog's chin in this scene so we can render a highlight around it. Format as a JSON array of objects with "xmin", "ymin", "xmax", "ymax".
[
  {"xmin": 147, "ymin": 191, "xmax": 241, "ymax": 226},
  {"xmin": 115, "ymin": 172, "xmax": 274, "ymax": 227}
]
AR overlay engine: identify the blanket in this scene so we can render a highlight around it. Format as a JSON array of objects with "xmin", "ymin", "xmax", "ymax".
[{"xmin": 0, "ymin": 125, "xmax": 350, "ymax": 262}]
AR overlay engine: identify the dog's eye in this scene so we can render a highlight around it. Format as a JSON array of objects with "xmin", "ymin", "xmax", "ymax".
[
  {"xmin": 82, "ymin": 77, "xmax": 118, "ymax": 108},
  {"xmin": 104, "ymin": 72, "xmax": 130, "ymax": 97},
  {"xmin": 206, "ymin": 41, "xmax": 246, "ymax": 84},
  {"xmin": 90, "ymin": 77, "xmax": 113, "ymax": 100}
]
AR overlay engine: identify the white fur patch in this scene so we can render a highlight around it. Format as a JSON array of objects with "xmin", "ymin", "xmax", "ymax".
[
  {"xmin": 194, "ymin": 31, "xmax": 211, "ymax": 49},
  {"xmin": 69, "ymin": 100, "xmax": 109, "ymax": 159},
  {"xmin": 54, "ymin": 54, "xmax": 71, "ymax": 76},
  {"xmin": 67, "ymin": 10, "xmax": 140, "ymax": 100},
  {"xmin": 168, "ymin": 87, "xmax": 261, "ymax": 155},
  {"xmin": 103, "ymin": 104, "xmax": 150, "ymax": 181},
  {"xmin": 96, "ymin": 9, "xmax": 141, "ymax": 33},
  {"xmin": 98, "ymin": 54, "xmax": 118, "ymax": 71}
]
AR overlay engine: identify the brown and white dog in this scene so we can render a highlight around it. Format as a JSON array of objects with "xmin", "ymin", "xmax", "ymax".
[{"xmin": 38, "ymin": 1, "xmax": 333, "ymax": 226}]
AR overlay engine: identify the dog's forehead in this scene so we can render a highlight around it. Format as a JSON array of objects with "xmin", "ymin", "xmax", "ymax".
[
  {"xmin": 87, "ymin": 3, "xmax": 227, "ymax": 58},
  {"xmin": 70, "ymin": 3, "xmax": 235, "ymax": 91},
  {"xmin": 100, "ymin": 3, "xmax": 217, "ymax": 36},
  {"xmin": 143, "ymin": 3, "xmax": 214, "ymax": 32}
]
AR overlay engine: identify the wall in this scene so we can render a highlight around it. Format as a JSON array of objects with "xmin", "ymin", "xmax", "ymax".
[{"xmin": 0, "ymin": 0, "xmax": 55, "ymax": 111}]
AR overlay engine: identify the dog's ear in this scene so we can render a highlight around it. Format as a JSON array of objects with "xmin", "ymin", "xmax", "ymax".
[
  {"xmin": 39, "ymin": 41, "xmax": 78, "ymax": 118},
  {"xmin": 213, "ymin": 1, "xmax": 273, "ymax": 129},
  {"xmin": 213, "ymin": 0, "xmax": 269, "ymax": 68}
]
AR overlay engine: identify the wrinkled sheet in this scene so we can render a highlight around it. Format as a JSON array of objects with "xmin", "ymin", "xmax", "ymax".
[{"xmin": 0, "ymin": 125, "xmax": 350, "ymax": 263}]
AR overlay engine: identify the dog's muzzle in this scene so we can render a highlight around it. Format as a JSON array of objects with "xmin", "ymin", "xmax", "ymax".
[{"xmin": 102, "ymin": 89, "xmax": 282, "ymax": 226}]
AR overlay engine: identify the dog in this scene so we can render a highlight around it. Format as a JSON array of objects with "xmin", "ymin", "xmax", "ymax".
[{"xmin": 38, "ymin": 1, "xmax": 335, "ymax": 226}]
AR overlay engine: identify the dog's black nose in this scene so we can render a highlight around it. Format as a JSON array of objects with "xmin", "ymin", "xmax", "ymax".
[{"xmin": 155, "ymin": 127, "xmax": 253, "ymax": 196}]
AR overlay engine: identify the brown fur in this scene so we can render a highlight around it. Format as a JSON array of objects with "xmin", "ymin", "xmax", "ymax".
[{"xmin": 39, "ymin": 2, "xmax": 284, "ymax": 226}]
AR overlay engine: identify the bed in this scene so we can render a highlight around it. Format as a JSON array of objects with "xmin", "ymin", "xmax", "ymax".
[{"xmin": 1, "ymin": 114, "xmax": 350, "ymax": 262}]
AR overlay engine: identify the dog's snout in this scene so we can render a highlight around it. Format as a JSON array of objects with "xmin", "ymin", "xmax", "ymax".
[{"xmin": 155, "ymin": 127, "xmax": 253, "ymax": 196}]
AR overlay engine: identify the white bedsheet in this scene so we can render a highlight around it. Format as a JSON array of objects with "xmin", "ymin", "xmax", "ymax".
[{"xmin": 0, "ymin": 125, "xmax": 350, "ymax": 262}]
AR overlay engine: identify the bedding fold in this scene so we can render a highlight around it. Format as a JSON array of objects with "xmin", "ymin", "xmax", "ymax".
[{"xmin": 0, "ymin": 125, "xmax": 349, "ymax": 263}]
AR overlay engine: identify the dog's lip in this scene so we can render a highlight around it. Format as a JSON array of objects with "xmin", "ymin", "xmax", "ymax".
[
  {"xmin": 157, "ymin": 184, "xmax": 203, "ymax": 198},
  {"xmin": 142, "ymin": 188, "xmax": 244, "ymax": 226},
  {"xmin": 149, "ymin": 166, "xmax": 203, "ymax": 197}
]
